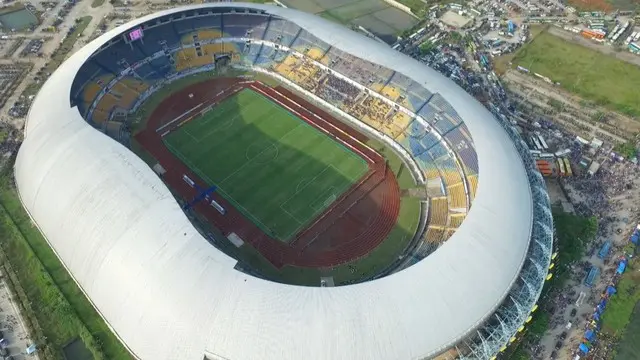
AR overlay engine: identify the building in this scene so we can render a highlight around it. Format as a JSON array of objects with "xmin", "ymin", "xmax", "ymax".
[{"xmin": 15, "ymin": 4, "xmax": 553, "ymax": 360}]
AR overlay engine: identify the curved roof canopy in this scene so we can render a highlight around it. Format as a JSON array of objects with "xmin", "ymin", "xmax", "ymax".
[{"xmin": 16, "ymin": 4, "xmax": 533, "ymax": 360}]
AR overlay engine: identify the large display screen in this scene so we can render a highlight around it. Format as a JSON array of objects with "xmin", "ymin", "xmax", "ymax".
[{"xmin": 128, "ymin": 28, "xmax": 143, "ymax": 41}]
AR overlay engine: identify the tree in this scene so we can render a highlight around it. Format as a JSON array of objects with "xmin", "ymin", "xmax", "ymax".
[
  {"xmin": 527, "ymin": 311, "xmax": 550, "ymax": 338},
  {"xmin": 510, "ymin": 346, "xmax": 532, "ymax": 360},
  {"xmin": 419, "ymin": 41, "xmax": 435, "ymax": 55},
  {"xmin": 552, "ymin": 209, "xmax": 598, "ymax": 288}
]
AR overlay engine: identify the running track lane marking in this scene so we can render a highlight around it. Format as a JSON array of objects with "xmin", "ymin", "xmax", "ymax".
[{"xmin": 156, "ymin": 103, "xmax": 204, "ymax": 133}]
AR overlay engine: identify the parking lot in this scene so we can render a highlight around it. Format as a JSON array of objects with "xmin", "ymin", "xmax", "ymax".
[{"xmin": 0, "ymin": 273, "xmax": 38, "ymax": 360}]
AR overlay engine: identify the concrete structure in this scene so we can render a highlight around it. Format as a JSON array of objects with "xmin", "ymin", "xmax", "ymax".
[{"xmin": 14, "ymin": 4, "xmax": 553, "ymax": 360}]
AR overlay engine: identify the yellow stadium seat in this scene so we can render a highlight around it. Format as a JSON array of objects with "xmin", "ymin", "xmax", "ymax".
[
  {"xmin": 440, "ymin": 169, "xmax": 462, "ymax": 187},
  {"xmin": 447, "ymin": 183, "xmax": 467, "ymax": 209},
  {"xmin": 198, "ymin": 29, "xmax": 223, "ymax": 40},
  {"xmin": 467, "ymin": 175, "xmax": 478, "ymax": 201},
  {"xmin": 428, "ymin": 197, "xmax": 448, "ymax": 226},
  {"xmin": 448, "ymin": 214, "xmax": 465, "ymax": 228},
  {"xmin": 425, "ymin": 227, "xmax": 444, "ymax": 243}
]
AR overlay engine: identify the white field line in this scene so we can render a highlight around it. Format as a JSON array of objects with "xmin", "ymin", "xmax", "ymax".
[
  {"xmin": 250, "ymin": 84, "xmax": 378, "ymax": 163},
  {"xmin": 183, "ymin": 129, "xmax": 199, "ymax": 142},
  {"xmin": 279, "ymin": 165, "xmax": 332, "ymax": 220},
  {"xmin": 157, "ymin": 85, "xmax": 244, "ymax": 135},
  {"xmin": 156, "ymin": 103, "xmax": 203, "ymax": 133},
  {"xmin": 165, "ymin": 140, "xmax": 274, "ymax": 235},
  {"xmin": 217, "ymin": 120, "xmax": 303, "ymax": 188},
  {"xmin": 278, "ymin": 163, "xmax": 360, "ymax": 240},
  {"xmin": 189, "ymin": 96, "xmax": 266, "ymax": 143}
]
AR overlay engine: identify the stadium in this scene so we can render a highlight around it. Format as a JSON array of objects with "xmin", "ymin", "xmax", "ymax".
[{"xmin": 15, "ymin": 3, "xmax": 553, "ymax": 360}]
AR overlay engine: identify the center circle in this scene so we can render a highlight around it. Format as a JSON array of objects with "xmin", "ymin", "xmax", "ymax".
[{"xmin": 246, "ymin": 142, "xmax": 279, "ymax": 164}]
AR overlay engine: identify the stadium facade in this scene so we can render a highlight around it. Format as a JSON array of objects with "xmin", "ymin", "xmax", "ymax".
[{"xmin": 15, "ymin": 4, "xmax": 553, "ymax": 360}]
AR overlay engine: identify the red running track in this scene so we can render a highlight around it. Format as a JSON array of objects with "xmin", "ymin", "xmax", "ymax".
[{"xmin": 135, "ymin": 77, "xmax": 401, "ymax": 268}]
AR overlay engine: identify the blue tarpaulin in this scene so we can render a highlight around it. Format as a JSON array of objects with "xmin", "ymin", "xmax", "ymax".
[
  {"xmin": 606, "ymin": 285, "xmax": 617, "ymax": 296},
  {"xmin": 584, "ymin": 330, "xmax": 595, "ymax": 341},
  {"xmin": 617, "ymin": 261, "xmax": 627, "ymax": 274},
  {"xmin": 585, "ymin": 266, "xmax": 600, "ymax": 287},
  {"xmin": 579, "ymin": 343, "xmax": 590, "ymax": 353},
  {"xmin": 598, "ymin": 241, "xmax": 611, "ymax": 259},
  {"xmin": 631, "ymin": 233, "xmax": 639, "ymax": 244}
]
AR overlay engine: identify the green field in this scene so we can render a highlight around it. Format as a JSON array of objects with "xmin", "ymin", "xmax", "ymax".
[
  {"xmin": 603, "ymin": 258, "xmax": 640, "ymax": 334},
  {"xmin": 164, "ymin": 88, "xmax": 368, "ymax": 241},
  {"xmin": 512, "ymin": 31, "xmax": 640, "ymax": 117},
  {"xmin": 133, "ymin": 73, "xmax": 421, "ymax": 286},
  {"xmin": 615, "ymin": 301, "xmax": 640, "ymax": 360}
]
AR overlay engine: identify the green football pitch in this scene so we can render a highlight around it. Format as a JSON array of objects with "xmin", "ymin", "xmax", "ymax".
[{"xmin": 164, "ymin": 88, "xmax": 369, "ymax": 242}]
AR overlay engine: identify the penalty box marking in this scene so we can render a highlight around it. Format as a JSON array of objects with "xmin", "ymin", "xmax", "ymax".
[
  {"xmin": 158, "ymin": 85, "xmax": 245, "ymax": 136},
  {"xmin": 165, "ymin": 140, "xmax": 276, "ymax": 235},
  {"xmin": 182, "ymin": 93, "xmax": 265, "ymax": 143}
]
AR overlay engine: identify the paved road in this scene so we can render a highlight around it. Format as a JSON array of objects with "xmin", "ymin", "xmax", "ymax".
[{"xmin": 0, "ymin": 0, "xmax": 114, "ymax": 128}]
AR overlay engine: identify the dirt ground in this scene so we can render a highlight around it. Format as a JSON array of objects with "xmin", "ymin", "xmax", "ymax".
[{"xmin": 504, "ymin": 70, "xmax": 640, "ymax": 140}]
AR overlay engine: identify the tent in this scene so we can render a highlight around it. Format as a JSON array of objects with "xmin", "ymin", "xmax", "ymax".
[
  {"xmin": 584, "ymin": 330, "xmax": 596, "ymax": 342},
  {"xmin": 617, "ymin": 261, "xmax": 627, "ymax": 274},
  {"xmin": 599, "ymin": 299, "xmax": 607, "ymax": 309},
  {"xmin": 606, "ymin": 285, "xmax": 616, "ymax": 296},
  {"xmin": 579, "ymin": 343, "xmax": 590, "ymax": 354},
  {"xmin": 26, "ymin": 344, "xmax": 36, "ymax": 355},
  {"xmin": 598, "ymin": 241, "xmax": 611, "ymax": 259}
]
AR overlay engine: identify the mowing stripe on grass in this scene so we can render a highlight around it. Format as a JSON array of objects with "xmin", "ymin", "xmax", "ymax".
[{"xmin": 164, "ymin": 88, "xmax": 368, "ymax": 241}]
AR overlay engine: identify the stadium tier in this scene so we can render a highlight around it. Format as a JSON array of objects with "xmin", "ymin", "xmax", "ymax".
[{"xmin": 17, "ymin": 4, "xmax": 553, "ymax": 360}]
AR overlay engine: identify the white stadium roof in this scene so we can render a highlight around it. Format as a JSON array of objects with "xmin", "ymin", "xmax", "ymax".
[{"xmin": 16, "ymin": 4, "xmax": 535, "ymax": 360}]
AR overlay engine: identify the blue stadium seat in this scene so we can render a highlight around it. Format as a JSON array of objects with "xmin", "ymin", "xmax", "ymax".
[
  {"xmin": 148, "ymin": 55, "xmax": 173, "ymax": 78},
  {"xmin": 290, "ymin": 29, "xmax": 329, "ymax": 52},
  {"xmin": 263, "ymin": 18, "xmax": 301, "ymax": 47},
  {"xmin": 417, "ymin": 103, "xmax": 438, "ymax": 123},
  {"xmin": 402, "ymin": 121, "xmax": 440, "ymax": 157},
  {"xmin": 223, "ymin": 13, "xmax": 268, "ymax": 38},
  {"xmin": 142, "ymin": 23, "xmax": 180, "ymax": 51},
  {"xmin": 94, "ymin": 40, "xmax": 146, "ymax": 69},
  {"xmin": 406, "ymin": 81, "xmax": 432, "ymax": 111},
  {"xmin": 428, "ymin": 143, "xmax": 448, "ymax": 160},
  {"xmin": 279, "ymin": 21, "xmax": 301, "ymax": 47},
  {"xmin": 254, "ymin": 44, "xmax": 276, "ymax": 66},
  {"xmin": 429, "ymin": 93, "xmax": 463, "ymax": 125},
  {"xmin": 173, "ymin": 18, "xmax": 196, "ymax": 35},
  {"xmin": 387, "ymin": 72, "xmax": 412, "ymax": 96},
  {"xmin": 134, "ymin": 62, "xmax": 156, "ymax": 80},
  {"xmin": 263, "ymin": 18, "xmax": 285, "ymax": 43},
  {"xmin": 192, "ymin": 14, "xmax": 222, "ymax": 31},
  {"xmin": 444, "ymin": 125, "xmax": 478, "ymax": 174},
  {"xmin": 70, "ymin": 60, "xmax": 104, "ymax": 103}
]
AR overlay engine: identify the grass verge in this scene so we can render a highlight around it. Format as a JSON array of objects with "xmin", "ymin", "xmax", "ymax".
[
  {"xmin": 602, "ymin": 258, "xmax": 640, "ymax": 335},
  {"xmin": 0, "ymin": 173, "xmax": 132, "ymax": 360},
  {"xmin": 511, "ymin": 31, "xmax": 640, "ymax": 117}
]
